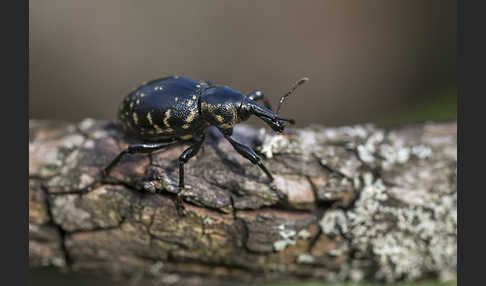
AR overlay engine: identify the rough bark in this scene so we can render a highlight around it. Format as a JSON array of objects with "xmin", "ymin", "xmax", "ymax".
[{"xmin": 29, "ymin": 119, "xmax": 457, "ymax": 285}]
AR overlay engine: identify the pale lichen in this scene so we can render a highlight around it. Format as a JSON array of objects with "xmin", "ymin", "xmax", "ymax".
[
  {"xmin": 314, "ymin": 123, "xmax": 455, "ymax": 282},
  {"xmin": 297, "ymin": 229, "xmax": 312, "ymax": 239},
  {"xmin": 273, "ymin": 224, "xmax": 299, "ymax": 251},
  {"xmin": 297, "ymin": 253, "xmax": 315, "ymax": 264},
  {"xmin": 320, "ymin": 170, "xmax": 456, "ymax": 282},
  {"xmin": 257, "ymin": 128, "xmax": 301, "ymax": 158},
  {"xmin": 203, "ymin": 217, "xmax": 214, "ymax": 225}
]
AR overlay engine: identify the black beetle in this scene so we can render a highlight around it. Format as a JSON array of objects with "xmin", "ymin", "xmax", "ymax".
[{"xmin": 85, "ymin": 75, "xmax": 308, "ymax": 212}]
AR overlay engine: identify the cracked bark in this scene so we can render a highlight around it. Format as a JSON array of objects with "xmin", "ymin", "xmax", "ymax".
[{"xmin": 29, "ymin": 119, "xmax": 457, "ymax": 285}]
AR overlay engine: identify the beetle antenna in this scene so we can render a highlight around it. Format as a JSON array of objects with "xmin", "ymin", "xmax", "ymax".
[{"xmin": 276, "ymin": 77, "xmax": 309, "ymax": 115}]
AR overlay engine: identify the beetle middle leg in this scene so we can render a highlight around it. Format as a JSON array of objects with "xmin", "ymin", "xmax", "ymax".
[
  {"xmin": 247, "ymin": 90, "xmax": 273, "ymax": 110},
  {"xmin": 177, "ymin": 134, "xmax": 205, "ymax": 214},
  {"xmin": 83, "ymin": 141, "xmax": 177, "ymax": 192},
  {"xmin": 224, "ymin": 135, "xmax": 287, "ymax": 200}
]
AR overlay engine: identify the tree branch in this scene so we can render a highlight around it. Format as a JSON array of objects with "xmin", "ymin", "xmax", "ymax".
[{"xmin": 29, "ymin": 119, "xmax": 457, "ymax": 284}]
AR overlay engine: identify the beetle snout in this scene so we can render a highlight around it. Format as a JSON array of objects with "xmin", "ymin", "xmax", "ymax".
[{"xmin": 270, "ymin": 119, "xmax": 286, "ymax": 133}]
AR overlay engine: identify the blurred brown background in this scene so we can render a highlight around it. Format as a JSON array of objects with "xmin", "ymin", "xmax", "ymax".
[{"xmin": 29, "ymin": 0, "xmax": 456, "ymax": 128}]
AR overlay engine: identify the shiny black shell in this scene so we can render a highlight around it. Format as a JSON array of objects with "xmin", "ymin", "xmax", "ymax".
[{"xmin": 117, "ymin": 76, "xmax": 211, "ymax": 142}]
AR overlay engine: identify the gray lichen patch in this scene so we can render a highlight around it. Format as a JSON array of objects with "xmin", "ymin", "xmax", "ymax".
[
  {"xmin": 29, "ymin": 122, "xmax": 85, "ymax": 179},
  {"xmin": 320, "ymin": 173, "xmax": 456, "ymax": 282},
  {"xmin": 296, "ymin": 253, "xmax": 315, "ymax": 264},
  {"xmin": 39, "ymin": 134, "xmax": 127, "ymax": 193},
  {"xmin": 236, "ymin": 210, "xmax": 317, "ymax": 253},
  {"xmin": 257, "ymin": 129, "xmax": 302, "ymax": 159},
  {"xmin": 50, "ymin": 185, "xmax": 136, "ymax": 232},
  {"xmin": 319, "ymin": 209, "xmax": 348, "ymax": 236}
]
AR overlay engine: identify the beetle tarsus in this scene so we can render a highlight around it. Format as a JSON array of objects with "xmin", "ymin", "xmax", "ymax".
[
  {"xmin": 81, "ymin": 181, "xmax": 98, "ymax": 193},
  {"xmin": 270, "ymin": 184, "xmax": 288, "ymax": 201},
  {"xmin": 175, "ymin": 190, "xmax": 186, "ymax": 216}
]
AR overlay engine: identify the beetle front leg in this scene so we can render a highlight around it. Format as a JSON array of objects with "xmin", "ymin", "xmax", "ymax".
[
  {"xmin": 224, "ymin": 135, "xmax": 287, "ymax": 200},
  {"xmin": 177, "ymin": 135, "xmax": 205, "ymax": 214}
]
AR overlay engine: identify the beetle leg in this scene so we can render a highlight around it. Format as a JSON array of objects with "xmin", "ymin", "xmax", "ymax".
[
  {"xmin": 224, "ymin": 135, "xmax": 288, "ymax": 200},
  {"xmin": 82, "ymin": 141, "xmax": 178, "ymax": 192},
  {"xmin": 177, "ymin": 135, "xmax": 205, "ymax": 214},
  {"xmin": 247, "ymin": 90, "xmax": 273, "ymax": 111}
]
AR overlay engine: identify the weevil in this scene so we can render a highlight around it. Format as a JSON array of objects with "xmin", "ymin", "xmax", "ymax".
[{"xmin": 84, "ymin": 75, "xmax": 308, "ymax": 213}]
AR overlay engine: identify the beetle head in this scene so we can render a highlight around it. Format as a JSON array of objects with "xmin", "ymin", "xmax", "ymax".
[
  {"xmin": 239, "ymin": 77, "xmax": 308, "ymax": 133},
  {"xmin": 239, "ymin": 99, "xmax": 290, "ymax": 132}
]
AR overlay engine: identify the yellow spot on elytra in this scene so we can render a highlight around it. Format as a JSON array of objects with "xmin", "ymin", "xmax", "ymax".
[
  {"xmin": 175, "ymin": 97, "xmax": 179, "ymax": 102},
  {"xmin": 132, "ymin": 113, "xmax": 138, "ymax": 125},
  {"xmin": 163, "ymin": 109, "xmax": 172, "ymax": 127},
  {"xmin": 146, "ymin": 112, "xmax": 153, "ymax": 125},
  {"xmin": 186, "ymin": 100, "xmax": 193, "ymax": 106},
  {"xmin": 196, "ymin": 84, "xmax": 201, "ymax": 88},
  {"xmin": 207, "ymin": 103, "xmax": 217, "ymax": 112},
  {"xmin": 136, "ymin": 99, "xmax": 140, "ymax": 105},
  {"xmin": 153, "ymin": 124, "xmax": 163, "ymax": 133},
  {"xmin": 140, "ymin": 93, "xmax": 145, "ymax": 97},
  {"xmin": 130, "ymin": 102, "xmax": 134, "ymax": 109},
  {"xmin": 180, "ymin": 134, "xmax": 192, "ymax": 140},
  {"xmin": 182, "ymin": 124, "xmax": 190, "ymax": 129},
  {"xmin": 219, "ymin": 123, "xmax": 233, "ymax": 129},
  {"xmin": 186, "ymin": 110, "xmax": 196, "ymax": 123},
  {"xmin": 215, "ymin": 115, "xmax": 224, "ymax": 123},
  {"xmin": 192, "ymin": 95, "xmax": 197, "ymax": 100}
]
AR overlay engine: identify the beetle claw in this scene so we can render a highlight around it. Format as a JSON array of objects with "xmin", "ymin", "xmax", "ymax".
[
  {"xmin": 270, "ymin": 184, "xmax": 288, "ymax": 201},
  {"xmin": 175, "ymin": 187, "xmax": 187, "ymax": 216}
]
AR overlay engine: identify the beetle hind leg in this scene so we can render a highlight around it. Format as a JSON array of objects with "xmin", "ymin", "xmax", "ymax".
[{"xmin": 82, "ymin": 141, "xmax": 178, "ymax": 192}]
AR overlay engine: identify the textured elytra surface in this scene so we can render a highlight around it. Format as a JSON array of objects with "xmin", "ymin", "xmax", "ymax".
[{"xmin": 29, "ymin": 119, "xmax": 457, "ymax": 285}]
